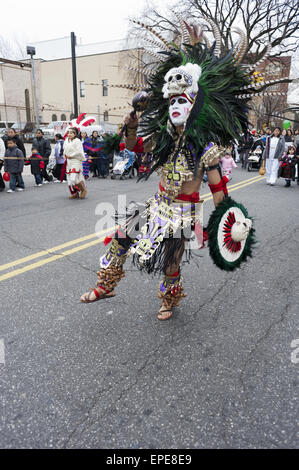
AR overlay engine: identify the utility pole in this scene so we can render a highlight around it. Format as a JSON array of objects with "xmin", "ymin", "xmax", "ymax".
[
  {"xmin": 26, "ymin": 46, "xmax": 40, "ymax": 128},
  {"xmin": 97, "ymin": 105, "xmax": 101, "ymax": 125},
  {"xmin": 71, "ymin": 32, "xmax": 78, "ymax": 118}
]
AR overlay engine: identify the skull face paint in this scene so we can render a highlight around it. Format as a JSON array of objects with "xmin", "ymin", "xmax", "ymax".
[{"xmin": 169, "ymin": 95, "xmax": 192, "ymax": 127}]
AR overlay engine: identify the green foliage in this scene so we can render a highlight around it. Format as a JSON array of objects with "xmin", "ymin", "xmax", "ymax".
[
  {"xmin": 139, "ymin": 43, "xmax": 252, "ymax": 176},
  {"xmin": 102, "ymin": 133, "xmax": 122, "ymax": 155}
]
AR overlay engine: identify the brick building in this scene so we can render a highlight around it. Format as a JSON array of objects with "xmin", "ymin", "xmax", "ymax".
[{"xmin": 248, "ymin": 56, "xmax": 292, "ymax": 129}]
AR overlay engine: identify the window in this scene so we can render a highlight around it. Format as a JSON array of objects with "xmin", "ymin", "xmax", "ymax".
[
  {"xmin": 79, "ymin": 81, "xmax": 85, "ymax": 97},
  {"xmin": 266, "ymin": 62, "xmax": 282, "ymax": 76},
  {"xmin": 70, "ymin": 113, "xmax": 75, "ymax": 120},
  {"xmin": 268, "ymin": 83, "xmax": 280, "ymax": 91},
  {"xmin": 61, "ymin": 114, "xmax": 66, "ymax": 121},
  {"xmin": 102, "ymin": 79, "xmax": 108, "ymax": 96},
  {"xmin": 104, "ymin": 111, "xmax": 109, "ymax": 122},
  {"xmin": 52, "ymin": 114, "xmax": 57, "ymax": 121}
]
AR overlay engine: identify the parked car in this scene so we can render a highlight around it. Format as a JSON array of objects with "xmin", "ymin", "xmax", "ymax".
[
  {"xmin": 0, "ymin": 121, "xmax": 15, "ymax": 130},
  {"xmin": 40, "ymin": 125, "xmax": 55, "ymax": 142},
  {"xmin": 0, "ymin": 128, "xmax": 9, "ymax": 139}
]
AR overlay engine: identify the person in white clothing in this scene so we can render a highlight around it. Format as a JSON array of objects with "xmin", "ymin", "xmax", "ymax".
[
  {"xmin": 64, "ymin": 127, "xmax": 86, "ymax": 199},
  {"xmin": 262, "ymin": 127, "xmax": 285, "ymax": 186}
]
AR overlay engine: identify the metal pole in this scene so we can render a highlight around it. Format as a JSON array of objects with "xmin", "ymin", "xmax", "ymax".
[
  {"xmin": 97, "ymin": 104, "xmax": 100, "ymax": 125},
  {"xmin": 30, "ymin": 54, "xmax": 40, "ymax": 128},
  {"xmin": 71, "ymin": 32, "xmax": 78, "ymax": 118}
]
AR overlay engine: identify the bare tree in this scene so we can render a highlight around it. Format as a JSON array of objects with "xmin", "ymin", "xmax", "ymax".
[
  {"xmin": 251, "ymin": 94, "xmax": 288, "ymax": 128},
  {"xmin": 0, "ymin": 34, "xmax": 26, "ymax": 60},
  {"xmin": 130, "ymin": 0, "xmax": 299, "ymax": 64}
]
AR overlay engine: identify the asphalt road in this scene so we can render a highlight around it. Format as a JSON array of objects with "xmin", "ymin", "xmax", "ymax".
[{"xmin": 0, "ymin": 166, "xmax": 298, "ymax": 449}]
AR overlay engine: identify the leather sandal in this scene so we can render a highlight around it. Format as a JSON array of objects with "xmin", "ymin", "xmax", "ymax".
[{"xmin": 80, "ymin": 286, "xmax": 115, "ymax": 303}]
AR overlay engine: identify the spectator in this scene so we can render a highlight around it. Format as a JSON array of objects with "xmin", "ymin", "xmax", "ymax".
[
  {"xmin": 102, "ymin": 132, "xmax": 110, "ymax": 176},
  {"xmin": 25, "ymin": 146, "xmax": 44, "ymax": 187},
  {"xmin": 80, "ymin": 131, "xmax": 91, "ymax": 180},
  {"xmin": 259, "ymin": 129, "xmax": 267, "ymax": 144},
  {"xmin": 285, "ymin": 128, "xmax": 294, "ymax": 151},
  {"xmin": 4, "ymin": 137, "xmax": 25, "ymax": 193},
  {"xmin": 294, "ymin": 130, "xmax": 299, "ymax": 185},
  {"xmin": 0, "ymin": 137, "xmax": 5, "ymax": 191},
  {"xmin": 262, "ymin": 127, "xmax": 285, "ymax": 186},
  {"xmin": 53, "ymin": 133, "xmax": 65, "ymax": 182},
  {"xmin": 278, "ymin": 144, "xmax": 296, "ymax": 187},
  {"xmin": 32, "ymin": 129, "xmax": 52, "ymax": 183},
  {"xmin": 89, "ymin": 130, "xmax": 102, "ymax": 177},
  {"xmin": 238, "ymin": 129, "xmax": 253, "ymax": 168},
  {"xmin": 3, "ymin": 128, "xmax": 26, "ymax": 158},
  {"xmin": 220, "ymin": 150, "xmax": 238, "ymax": 179},
  {"xmin": 98, "ymin": 135, "xmax": 108, "ymax": 178}
]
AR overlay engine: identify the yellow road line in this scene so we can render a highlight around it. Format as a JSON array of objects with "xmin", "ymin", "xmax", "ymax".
[
  {"xmin": 0, "ymin": 174, "xmax": 264, "ymax": 282},
  {"xmin": 1, "ymin": 174, "xmax": 261, "ymax": 273},
  {"xmin": 0, "ymin": 226, "xmax": 115, "ymax": 272},
  {"xmin": 200, "ymin": 174, "xmax": 262, "ymax": 199},
  {"xmin": 203, "ymin": 176, "xmax": 265, "ymax": 201},
  {"xmin": 0, "ymin": 236, "xmax": 108, "ymax": 282}
]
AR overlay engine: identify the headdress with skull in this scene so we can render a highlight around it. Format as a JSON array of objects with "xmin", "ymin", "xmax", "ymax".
[{"xmin": 162, "ymin": 63, "xmax": 202, "ymax": 99}]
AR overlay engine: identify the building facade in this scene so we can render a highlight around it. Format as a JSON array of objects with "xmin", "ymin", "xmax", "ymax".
[
  {"xmin": 0, "ymin": 37, "xmax": 141, "ymax": 131},
  {"xmin": 0, "ymin": 59, "xmax": 39, "ymax": 128},
  {"xmin": 248, "ymin": 56, "xmax": 292, "ymax": 129}
]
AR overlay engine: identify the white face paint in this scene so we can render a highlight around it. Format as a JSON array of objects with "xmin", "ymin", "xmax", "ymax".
[{"xmin": 169, "ymin": 95, "xmax": 192, "ymax": 127}]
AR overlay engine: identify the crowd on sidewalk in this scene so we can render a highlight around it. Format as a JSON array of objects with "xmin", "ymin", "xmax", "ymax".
[{"xmin": 1, "ymin": 126, "xmax": 299, "ymax": 195}]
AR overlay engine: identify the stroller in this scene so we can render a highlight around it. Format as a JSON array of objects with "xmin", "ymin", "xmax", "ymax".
[
  {"xmin": 247, "ymin": 140, "xmax": 264, "ymax": 172},
  {"xmin": 46, "ymin": 155, "xmax": 57, "ymax": 180},
  {"xmin": 111, "ymin": 148, "xmax": 135, "ymax": 180}
]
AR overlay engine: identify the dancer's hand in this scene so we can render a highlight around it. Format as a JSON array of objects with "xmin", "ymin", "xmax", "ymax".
[{"xmin": 123, "ymin": 112, "xmax": 138, "ymax": 129}]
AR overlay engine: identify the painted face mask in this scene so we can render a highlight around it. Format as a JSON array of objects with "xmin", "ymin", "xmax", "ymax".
[{"xmin": 169, "ymin": 95, "xmax": 192, "ymax": 127}]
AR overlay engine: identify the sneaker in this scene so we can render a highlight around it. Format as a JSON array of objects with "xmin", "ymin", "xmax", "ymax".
[
  {"xmin": 62, "ymin": 180, "xmax": 67, "ymax": 183},
  {"xmin": 7, "ymin": 189, "xmax": 15, "ymax": 193},
  {"xmin": 43, "ymin": 180, "xmax": 49, "ymax": 184},
  {"xmin": 37, "ymin": 184, "xmax": 43, "ymax": 187},
  {"xmin": 53, "ymin": 179, "xmax": 60, "ymax": 183},
  {"xmin": 16, "ymin": 188, "xmax": 24, "ymax": 192}
]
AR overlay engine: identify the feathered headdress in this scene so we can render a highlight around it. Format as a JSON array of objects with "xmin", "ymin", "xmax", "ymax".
[
  {"xmin": 116, "ymin": 17, "xmax": 291, "ymax": 178},
  {"xmin": 63, "ymin": 113, "xmax": 96, "ymax": 138}
]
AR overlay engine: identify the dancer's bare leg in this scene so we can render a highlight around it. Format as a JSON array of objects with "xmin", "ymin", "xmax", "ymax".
[{"xmin": 157, "ymin": 240, "xmax": 186, "ymax": 320}]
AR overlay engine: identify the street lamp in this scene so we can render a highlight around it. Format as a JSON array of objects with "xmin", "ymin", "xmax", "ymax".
[{"xmin": 27, "ymin": 45, "xmax": 40, "ymax": 128}]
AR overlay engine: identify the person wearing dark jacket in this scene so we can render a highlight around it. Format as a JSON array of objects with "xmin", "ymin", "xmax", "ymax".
[
  {"xmin": 25, "ymin": 146, "xmax": 44, "ymax": 186},
  {"xmin": 88, "ymin": 131, "xmax": 103, "ymax": 177},
  {"xmin": 3, "ymin": 128, "xmax": 26, "ymax": 158},
  {"xmin": 31, "ymin": 129, "xmax": 52, "ymax": 182},
  {"xmin": 4, "ymin": 138, "xmax": 25, "ymax": 193},
  {"xmin": 0, "ymin": 137, "xmax": 5, "ymax": 191},
  {"xmin": 238, "ymin": 130, "xmax": 253, "ymax": 168}
]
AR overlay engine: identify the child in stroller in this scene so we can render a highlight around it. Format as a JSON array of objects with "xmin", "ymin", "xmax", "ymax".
[
  {"xmin": 111, "ymin": 144, "xmax": 136, "ymax": 180},
  {"xmin": 247, "ymin": 138, "xmax": 264, "ymax": 172}
]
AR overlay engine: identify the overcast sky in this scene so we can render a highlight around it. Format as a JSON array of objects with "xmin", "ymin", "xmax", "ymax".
[{"xmin": 1, "ymin": 0, "xmax": 159, "ymax": 45}]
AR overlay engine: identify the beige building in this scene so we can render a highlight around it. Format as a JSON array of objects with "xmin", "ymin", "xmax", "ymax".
[
  {"xmin": 0, "ymin": 59, "xmax": 39, "ymax": 127},
  {"xmin": 35, "ymin": 37, "xmax": 142, "ymax": 131},
  {"xmin": 39, "ymin": 49, "xmax": 141, "ymax": 130},
  {"xmin": 0, "ymin": 37, "xmax": 143, "ymax": 132}
]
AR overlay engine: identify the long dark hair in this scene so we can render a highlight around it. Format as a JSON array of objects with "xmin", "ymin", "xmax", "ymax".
[{"xmin": 68, "ymin": 127, "xmax": 79, "ymax": 138}]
